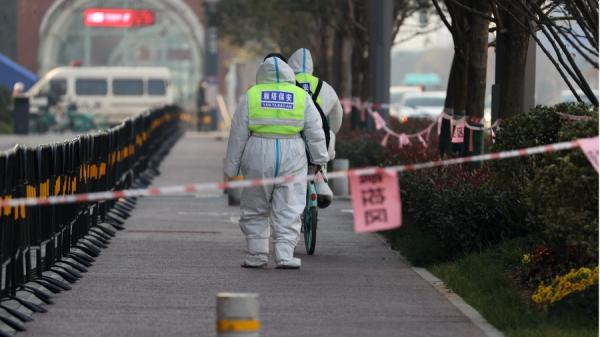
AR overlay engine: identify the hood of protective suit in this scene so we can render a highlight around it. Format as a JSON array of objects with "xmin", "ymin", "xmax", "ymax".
[
  {"xmin": 288, "ymin": 48, "xmax": 314, "ymax": 75},
  {"xmin": 256, "ymin": 57, "xmax": 296, "ymax": 84}
]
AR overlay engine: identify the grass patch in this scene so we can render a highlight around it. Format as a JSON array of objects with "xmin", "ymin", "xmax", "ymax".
[{"xmin": 430, "ymin": 238, "xmax": 598, "ymax": 337}]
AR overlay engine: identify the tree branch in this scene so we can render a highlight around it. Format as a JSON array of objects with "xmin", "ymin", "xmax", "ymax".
[
  {"xmin": 495, "ymin": 0, "xmax": 584, "ymax": 104},
  {"xmin": 394, "ymin": 25, "xmax": 444, "ymax": 44},
  {"xmin": 347, "ymin": 0, "xmax": 367, "ymax": 33},
  {"xmin": 445, "ymin": 0, "xmax": 495, "ymax": 22},
  {"xmin": 489, "ymin": 0, "xmax": 505, "ymax": 32},
  {"xmin": 432, "ymin": 0, "xmax": 455, "ymax": 36},
  {"xmin": 556, "ymin": 25, "xmax": 599, "ymax": 56}
]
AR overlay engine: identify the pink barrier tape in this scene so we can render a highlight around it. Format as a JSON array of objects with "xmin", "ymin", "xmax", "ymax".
[
  {"xmin": 340, "ymin": 97, "xmax": 500, "ymax": 131},
  {"xmin": 0, "ymin": 138, "xmax": 589, "ymax": 209},
  {"xmin": 340, "ymin": 97, "xmax": 500, "ymax": 148}
]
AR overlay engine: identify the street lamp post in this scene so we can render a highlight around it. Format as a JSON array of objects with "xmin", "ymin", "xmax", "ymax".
[
  {"xmin": 368, "ymin": 0, "xmax": 393, "ymax": 128},
  {"xmin": 204, "ymin": 0, "xmax": 220, "ymax": 131}
]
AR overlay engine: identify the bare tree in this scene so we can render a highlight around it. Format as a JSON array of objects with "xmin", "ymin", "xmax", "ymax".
[{"xmin": 433, "ymin": 0, "xmax": 490, "ymax": 157}]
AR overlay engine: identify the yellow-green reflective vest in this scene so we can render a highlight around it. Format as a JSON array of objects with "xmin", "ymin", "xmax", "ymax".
[
  {"xmin": 295, "ymin": 72, "xmax": 322, "ymax": 106},
  {"xmin": 247, "ymin": 83, "xmax": 307, "ymax": 135}
]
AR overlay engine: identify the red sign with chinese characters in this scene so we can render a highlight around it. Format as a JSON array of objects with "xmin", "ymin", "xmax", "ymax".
[
  {"xmin": 350, "ymin": 170, "xmax": 402, "ymax": 233},
  {"xmin": 84, "ymin": 8, "xmax": 155, "ymax": 28},
  {"xmin": 451, "ymin": 119, "xmax": 465, "ymax": 144}
]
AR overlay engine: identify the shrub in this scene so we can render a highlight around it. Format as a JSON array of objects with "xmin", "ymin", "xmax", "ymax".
[
  {"xmin": 490, "ymin": 103, "xmax": 598, "ymax": 266},
  {"xmin": 387, "ymin": 166, "xmax": 526, "ymax": 266},
  {"xmin": 336, "ymin": 104, "xmax": 598, "ymax": 269},
  {"xmin": 337, "ymin": 117, "xmax": 526, "ymax": 266}
]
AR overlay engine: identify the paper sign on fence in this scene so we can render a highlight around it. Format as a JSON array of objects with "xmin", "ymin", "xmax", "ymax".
[
  {"xmin": 578, "ymin": 137, "xmax": 599, "ymax": 172},
  {"xmin": 451, "ymin": 119, "xmax": 465, "ymax": 143},
  {"xmin": 349, "ymin": 170, "xmax": 401, "ymax": 233}
]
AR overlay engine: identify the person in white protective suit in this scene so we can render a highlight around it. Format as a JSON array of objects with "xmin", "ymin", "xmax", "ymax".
[
  {"xmin": 224, "ymin": 56, "xmax": 329, "ymax": 269},
  {"xmin": 288, "ymin": 48, "xmax": 343, "ymax": 208}
]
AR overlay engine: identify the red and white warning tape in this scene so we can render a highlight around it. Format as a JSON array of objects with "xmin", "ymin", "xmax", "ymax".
[{"xmin": 0, "ymin": 138, "xmax": 594, "ymax": 208}]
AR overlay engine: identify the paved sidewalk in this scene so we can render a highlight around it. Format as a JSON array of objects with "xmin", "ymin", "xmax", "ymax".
[{"xmin": 20, "ymin": 132, "xmax": 488, "ymax": 337}]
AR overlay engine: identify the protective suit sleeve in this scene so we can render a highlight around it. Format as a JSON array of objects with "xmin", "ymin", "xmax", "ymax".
[
  {"xmin": 302, "ymin": 95, "xmax": 329, "ymax": 165},
  {"xmin": 223, "ymin": 95, "xmax": 250, "ymax": 178},
  {"xmin": 322, "ymin": 82, "xmax": 343, "ymax": 134}
]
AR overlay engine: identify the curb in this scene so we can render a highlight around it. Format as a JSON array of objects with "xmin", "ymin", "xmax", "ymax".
[
  {"xmin": 410, "ymin": 267, "xmax": 505, "ymax": 337},
  {"xmin": 374, "ymin": 234, "xmax": 505, "ymax": 337}
]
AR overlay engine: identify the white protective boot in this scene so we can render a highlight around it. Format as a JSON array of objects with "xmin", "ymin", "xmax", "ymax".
[
  {"xmin": 274, "ymin": 242, "xmax": 301, "ymax": 269},
  {"xmin": 242, "ymin": 238, "xmax": 269, "ymax": 268}
]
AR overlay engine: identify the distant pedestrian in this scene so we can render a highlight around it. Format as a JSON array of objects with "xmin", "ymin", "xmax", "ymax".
[{"xmin": 12, "ymin": 82, "xmax": 24, "ymax": 97}]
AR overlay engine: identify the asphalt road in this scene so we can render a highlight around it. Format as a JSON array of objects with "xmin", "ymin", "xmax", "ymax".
[{"xmin": 17, "ymin": 132, "xmax": 489, "ymax": 337}]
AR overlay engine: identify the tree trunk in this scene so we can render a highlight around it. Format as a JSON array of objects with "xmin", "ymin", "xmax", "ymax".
[
  {"xmin": 332, "ymin": 30, "xmax": 342, "ymax": 91},
  {"xmin": 318, "ymin": 23, "xmax": 335, "ymax": 83},
  {"xmin": 351, "ymin": 40, "xmax": 368, "ymax": 129},
  {"xmin": 325, "ymin": 25, "xmax": 336, "ymax": 84},
  {"xmin": 339, "ymin": 37, "xmax": 353, "ymax": 99},
  {"xmin": 463, "ymin": 0, "xmax": 491, "ymax": 158},
  {"xmin": 451, "ymin": 48, "xmax": 469, "ymax": 155},
  {"xmin": 439, "ymin": 55, "xmax": 457, "ymax": 156},
  {"xmin": 496, "ymin": 1, "xmax": 530, "ymax": 119},
  {"xmin": 447, "ymin": 1, "xmax": 470, "ymax": 156}
]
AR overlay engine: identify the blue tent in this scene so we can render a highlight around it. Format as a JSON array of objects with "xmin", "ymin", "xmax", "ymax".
[{"xmin": 0, "ymin": 53, "xmax": 38, "ymax": 91}]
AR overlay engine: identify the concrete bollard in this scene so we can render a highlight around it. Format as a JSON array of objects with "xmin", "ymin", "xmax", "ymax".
[
  {"xmin": 217, "ymin": 293, "xmax": 260, "ymax": 337},
  {"xmin": 330, "ymin": 159, "xmax": 349, "ymax": 197}
]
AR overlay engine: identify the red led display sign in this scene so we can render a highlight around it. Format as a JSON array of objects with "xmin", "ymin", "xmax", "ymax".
[{"xmin": 84, "ymin": 8, "xmax": 155, "ymax": 27}]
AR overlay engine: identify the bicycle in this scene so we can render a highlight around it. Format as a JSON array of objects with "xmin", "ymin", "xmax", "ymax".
[{"xmin": 301, "ymin": 165, "xmax": 323, "ymax": 255}]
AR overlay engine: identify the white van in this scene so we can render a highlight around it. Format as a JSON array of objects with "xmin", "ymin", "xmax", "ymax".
[{"xmin": 26, "ymin": 66, "xmax": 174, "ymax": 125}]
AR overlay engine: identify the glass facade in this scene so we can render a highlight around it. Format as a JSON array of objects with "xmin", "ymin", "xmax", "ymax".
[{"xmin": 41, "ymin": 0, "xmax": 203, "ymax": 108}]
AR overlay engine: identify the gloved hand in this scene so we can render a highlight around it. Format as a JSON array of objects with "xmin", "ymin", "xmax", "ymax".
[{"xmin": 320, "ymin": 168, "xmax": 328, "ymax": 183}]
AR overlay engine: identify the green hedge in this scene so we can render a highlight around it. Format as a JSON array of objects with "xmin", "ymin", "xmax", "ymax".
[
  {"xmin": 336, "ymin": 103, "xmax": 598, "ymax": 267},
  {"xmin": 336, "ymin": 123, "xmax": 524, "ymax": 266},
  {"xmin": 385, "ymin": 167, "xmax": 525, "ymax": 266},
  {"xmin": 490, "ymin": 103, "xmax": 598, "ymax": 266}
]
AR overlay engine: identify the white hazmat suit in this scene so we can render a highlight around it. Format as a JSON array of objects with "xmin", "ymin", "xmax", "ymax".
[
  {"xmin": 224, "ymin": 57, "xmax": 329, "ymax": 268},
  {"xmin": 288, "ymin": 48, "xmax": 343, "ymax": 206}
]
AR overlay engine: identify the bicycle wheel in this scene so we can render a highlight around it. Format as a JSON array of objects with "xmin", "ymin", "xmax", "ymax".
[{"xmin": 303, "ymin": 206, "xmax": 318, "ymax": 255}]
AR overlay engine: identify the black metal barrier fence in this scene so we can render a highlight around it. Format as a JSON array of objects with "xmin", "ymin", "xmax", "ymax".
[{"xmin": 0, "ymin": 106, "xmax": 185, "ymax": 333}]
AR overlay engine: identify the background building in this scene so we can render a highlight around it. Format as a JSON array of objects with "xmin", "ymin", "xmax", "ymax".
[{"xmin": 2, "ymin": 0, "xmax": 210, "ymax": 109}]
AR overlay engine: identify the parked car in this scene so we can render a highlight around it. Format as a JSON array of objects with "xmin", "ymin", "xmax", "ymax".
[
  {"xmin": 389, "ymin": 85, "xmax": 422, "ymax": 118},
  {"xmin": 397, "ymin": 91, "xmax": 446, "ymax": 121}
]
